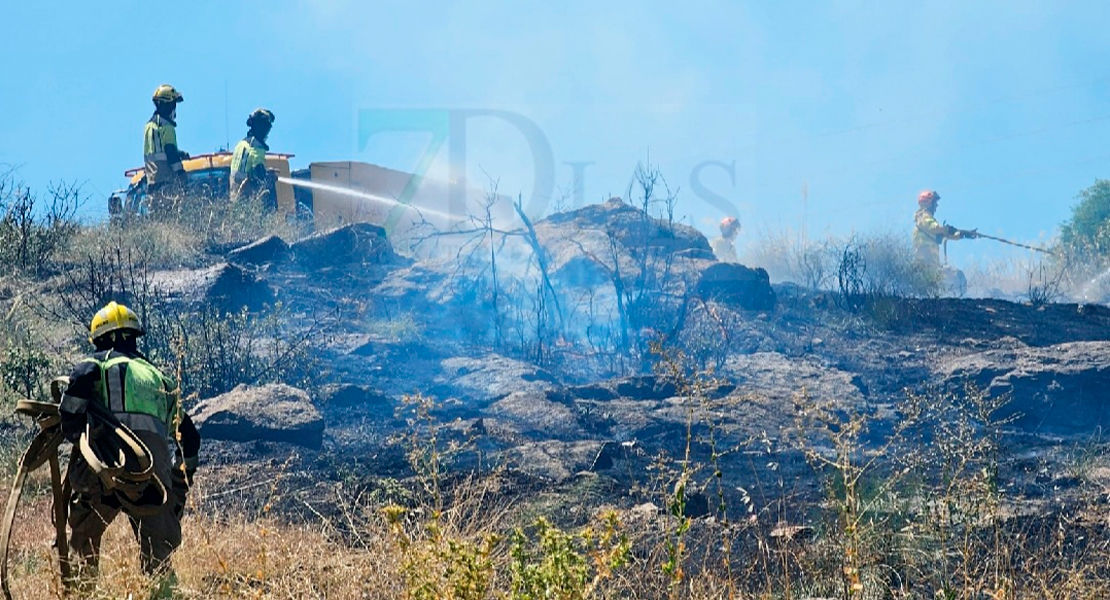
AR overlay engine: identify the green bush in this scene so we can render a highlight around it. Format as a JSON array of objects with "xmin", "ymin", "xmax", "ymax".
[
  {"xmin": 1061, "ymin": 179, "xmax": 1110, "ymax": 256},
  {"xmin": 0, "ymin": 331, "xmax": 54, "ymax": 402},
  {"xmin": 509, "ymin": 513, "xmax": 630, "ymax": 600}
]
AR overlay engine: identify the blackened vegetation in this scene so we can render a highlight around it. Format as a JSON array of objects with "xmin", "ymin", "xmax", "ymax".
[
  {"xmin": 0, "ymin": 171, "xmax": 83, "ymax": 278},
  {"xmin": 33, "ymin": 232, "xmax": 321, "ymax": 401},
  {"xmin": 394, "ymin": 162, "xmax": 734, "ymax": 378}
]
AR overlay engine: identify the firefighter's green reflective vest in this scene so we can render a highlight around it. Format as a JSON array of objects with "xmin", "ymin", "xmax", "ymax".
[
  {"xmin": 83, "ymin": 354, "xmax": 179, "ymax": 434},
  {"xmin": 230, "ymin": 136, "xmax": 269, "ymax": 200},
  {"xmin": 143, "ymin": 115, "xmax": 182, "ymax": 187}
]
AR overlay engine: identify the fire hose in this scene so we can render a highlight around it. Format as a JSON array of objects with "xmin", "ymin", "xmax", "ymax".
[
  {"xmin": 944, "ymin": 224, "xmax": 1057, "ymax": 261},
  {"xmin": 970, "ymin": 232, "xmax": 1057, "ymax": 256}
]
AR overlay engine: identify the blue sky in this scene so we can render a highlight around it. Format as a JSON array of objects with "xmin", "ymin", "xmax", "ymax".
[{"xmin": 2, "ymin": 1, "xmax": 1109, "ymax": 263}]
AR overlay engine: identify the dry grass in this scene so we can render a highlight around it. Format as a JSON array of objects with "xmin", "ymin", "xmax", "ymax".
[
  {"xmin": 61, "ymin": 189, "xmax": 310, "ymax": 274},
  {"xmin": 3, "ymin": 490, "xmax": 401, "ymax": 599},
  {"xmin": 1, "ymin": 442, "xmax": 1108, "ymax": 600},
  {"xmin": 61, "ymin": 221, "xmax": 207, "ymax": 271}
]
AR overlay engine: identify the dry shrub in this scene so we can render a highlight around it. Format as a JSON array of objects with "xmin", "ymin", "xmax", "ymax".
[
  {"xmin": 68, "ymin": 194, "xmax": 304, "ymax": 273},
  {"xmin": 62, "ymin": 221, "xmax": 206, "ymax": 271},
  {"xmin": 742, "ymin": 228, "xmax": 836, "ymax": 289},
  {"xmin": 148, "ymin": 191, "xmax": 307, "ymax": 252},
  {"xmin": 0, "ymin": 175, "xmax": 82, "ymax": 278},
  {"xmin": 745, "ymin": 228, "xmax": 938, "ymax": 299}
]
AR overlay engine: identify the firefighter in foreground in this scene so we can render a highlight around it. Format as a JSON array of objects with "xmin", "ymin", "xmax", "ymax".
[
  {"xmin": 711, "ymin": 216, "xmax": 741, "ymax": 263},
  {"xmin": 144, "ymin": 85, "xmax": 189, "ymax": 212},
  {"xmin": 913, "ymin": 189, "xmax": 977, "ymax": 292},
  {"xmin": 230, "ymin": 108, "xmax": 276, "ymax": 207},
  {"xmin": 59, "ymin": 302, "xmax": 199, "ymax": 595}
]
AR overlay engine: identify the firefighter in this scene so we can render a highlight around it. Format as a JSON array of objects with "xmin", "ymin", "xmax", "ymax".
[
  {"xmin": 711, "ymin": 216, "xmax": 741, "ymax": 263},
  {"xmin": 913, "ymin": 189, "xmax": 978, "ymax": 295},
  {"xmin": 230, "ymin": 108, "xmax": 276, "ymax": 207},
  {"xmin": 144, "ymin": 85, "xmax": 189, "ymax": 212},
  {"xmin": 913, "ymin": 190, "xmax": 977, "ymax": 267},
  {"xmin": 59, "ymin": 302, "xmax": 199, "ymax": 596}
]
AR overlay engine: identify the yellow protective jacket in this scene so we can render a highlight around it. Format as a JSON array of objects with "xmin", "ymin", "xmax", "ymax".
[
  {"xmin": 913, "ymin": 208, "xmax": 958, "ymax": 267},
  {"xmin": 143, "ymin": 114, "xmax": 184, "ymax": 187},
  {"xmin": 229, "ymin": 135, "xmax": 269, "ymax": 201}
]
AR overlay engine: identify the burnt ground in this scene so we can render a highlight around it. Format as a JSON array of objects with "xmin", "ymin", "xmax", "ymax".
[
  {"xmin": 15, "ymin": 201, "xmax": 1105, "ymax": 545},
  {"xmin": 192, "ymin": 280, "xmax": 1110, "ymax": 535}
]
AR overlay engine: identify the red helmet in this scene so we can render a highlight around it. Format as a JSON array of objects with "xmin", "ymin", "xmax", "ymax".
[
  {"xmin": 918, "ymin": 190, "xmax": 940, "ymax": 205},
  {"xmin": 720, "ymin": 216, "xmax": 740, "ymax": 232}
]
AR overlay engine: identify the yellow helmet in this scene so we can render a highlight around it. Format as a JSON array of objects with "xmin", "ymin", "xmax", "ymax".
[
  {"xmin": 89, "ymin": 301, "xmax": 144, "ymax": 343},
  {"xmin": 152, "ymin": 84, "xmax": 184, "ymax": 104}
]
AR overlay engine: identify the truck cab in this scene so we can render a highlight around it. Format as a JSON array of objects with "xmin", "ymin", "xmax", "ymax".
[{"xmin": 108, "ymin": 152, "xmax": 296, "ymax": 217}]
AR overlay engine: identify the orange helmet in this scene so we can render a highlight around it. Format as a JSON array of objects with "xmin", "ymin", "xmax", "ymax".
[
  {"xmin": 720, "ymin": 216, "xmax": 740, "ymax": 233},
  {"xmin": 918, "ymin": 190, "xmax": 940, "ymax": 205}
]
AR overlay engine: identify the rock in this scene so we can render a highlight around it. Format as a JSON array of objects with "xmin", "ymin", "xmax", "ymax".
[
  {"xmin": 149, "ymin": 262, "xmax": 275, "ymax": 312},
  {"xmin": 316, "ymin": 384, "xmax": 392, "ymax": 409},
  {"xmin": 292, "ymin": 222, "xmax": 398, "ymax": 269},
  {"xmin": 539, "ymin": 197, "xmax": 713, "ymax": 258},
  {"xmin": 434, "ymin": 354, "xmax": 560, "ymax": 406},
  {"xmin": 373, "ymin": 260, "xmax": 452, "ymax": 307},
  {"xmin": 548, "ymin": 256, "xmax": 611, "ymax": 287},
  {"xmin": 590, "ymin": 440, "xmax": 637, "ymax": 471},
  {"xmin": 533, "ymin": 197, "xmax": 715, "ymax": 287},
  {"xmin": 613, "ymin": 375, "xmax": 678, "ymax": 401},
  {"xmin": 193, "ymin": 384, "xmax": 325, "ymax": 449},
  {"xmin": 723, "ymin": 352, "xmax": 867, "ymax": 407},
  {"xmin": 770, "ymin": 523, "xmax": 815, "ymax": 541},
  {"xmin": 575, "ymin": 397, "xmax": 656, "ymax": 441},
  {"xmin": 935, "ymin": 341, "xmax": 1110, "ymax": 434},
  {"xmin": 696, "ymin": 263, "xmax": 776, "ymax": 310},
  {"xmin": 227, "ymin": 235, "xmax": 290, "ymax": 266},
  {"xmin": 501, "ymin": 440, "xmax": 606, "ymax": 481},
  {"xmin": 467, "ymin": 417, "xmax": 488, "ymax": 436},
  {"xmin": 890, "ymin": 298, "xmax": 1110, "ymax": 346},
  {"xmin": 371, "ymin": 259, "xmax": 503, "ymax": 341},
  {"xmin": 682, "ymin": 487, "xmax": 711, "ymax": 518},
  {"xmin": 485, "ymin": 391, "xmax": 583, "ymax": 439},
  {"xmin": 567, "ymin": 384, "xmax": 618, "ymax": 401}
]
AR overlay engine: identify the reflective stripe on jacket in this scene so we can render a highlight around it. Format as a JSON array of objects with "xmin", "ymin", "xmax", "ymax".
[{"xmin": 143, "ymin": 115, "xmax": 183, "ymax": 186}]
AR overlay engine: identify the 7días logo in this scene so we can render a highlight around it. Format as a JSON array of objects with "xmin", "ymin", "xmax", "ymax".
[{"xmin": 359, "ymin": 109, "xmax": 739, "ymax": 230}]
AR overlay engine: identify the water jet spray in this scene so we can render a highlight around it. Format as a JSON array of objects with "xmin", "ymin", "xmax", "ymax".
[{"xmin": 278, "ymin": 177, "xmax": 466, "ymax": 224}]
